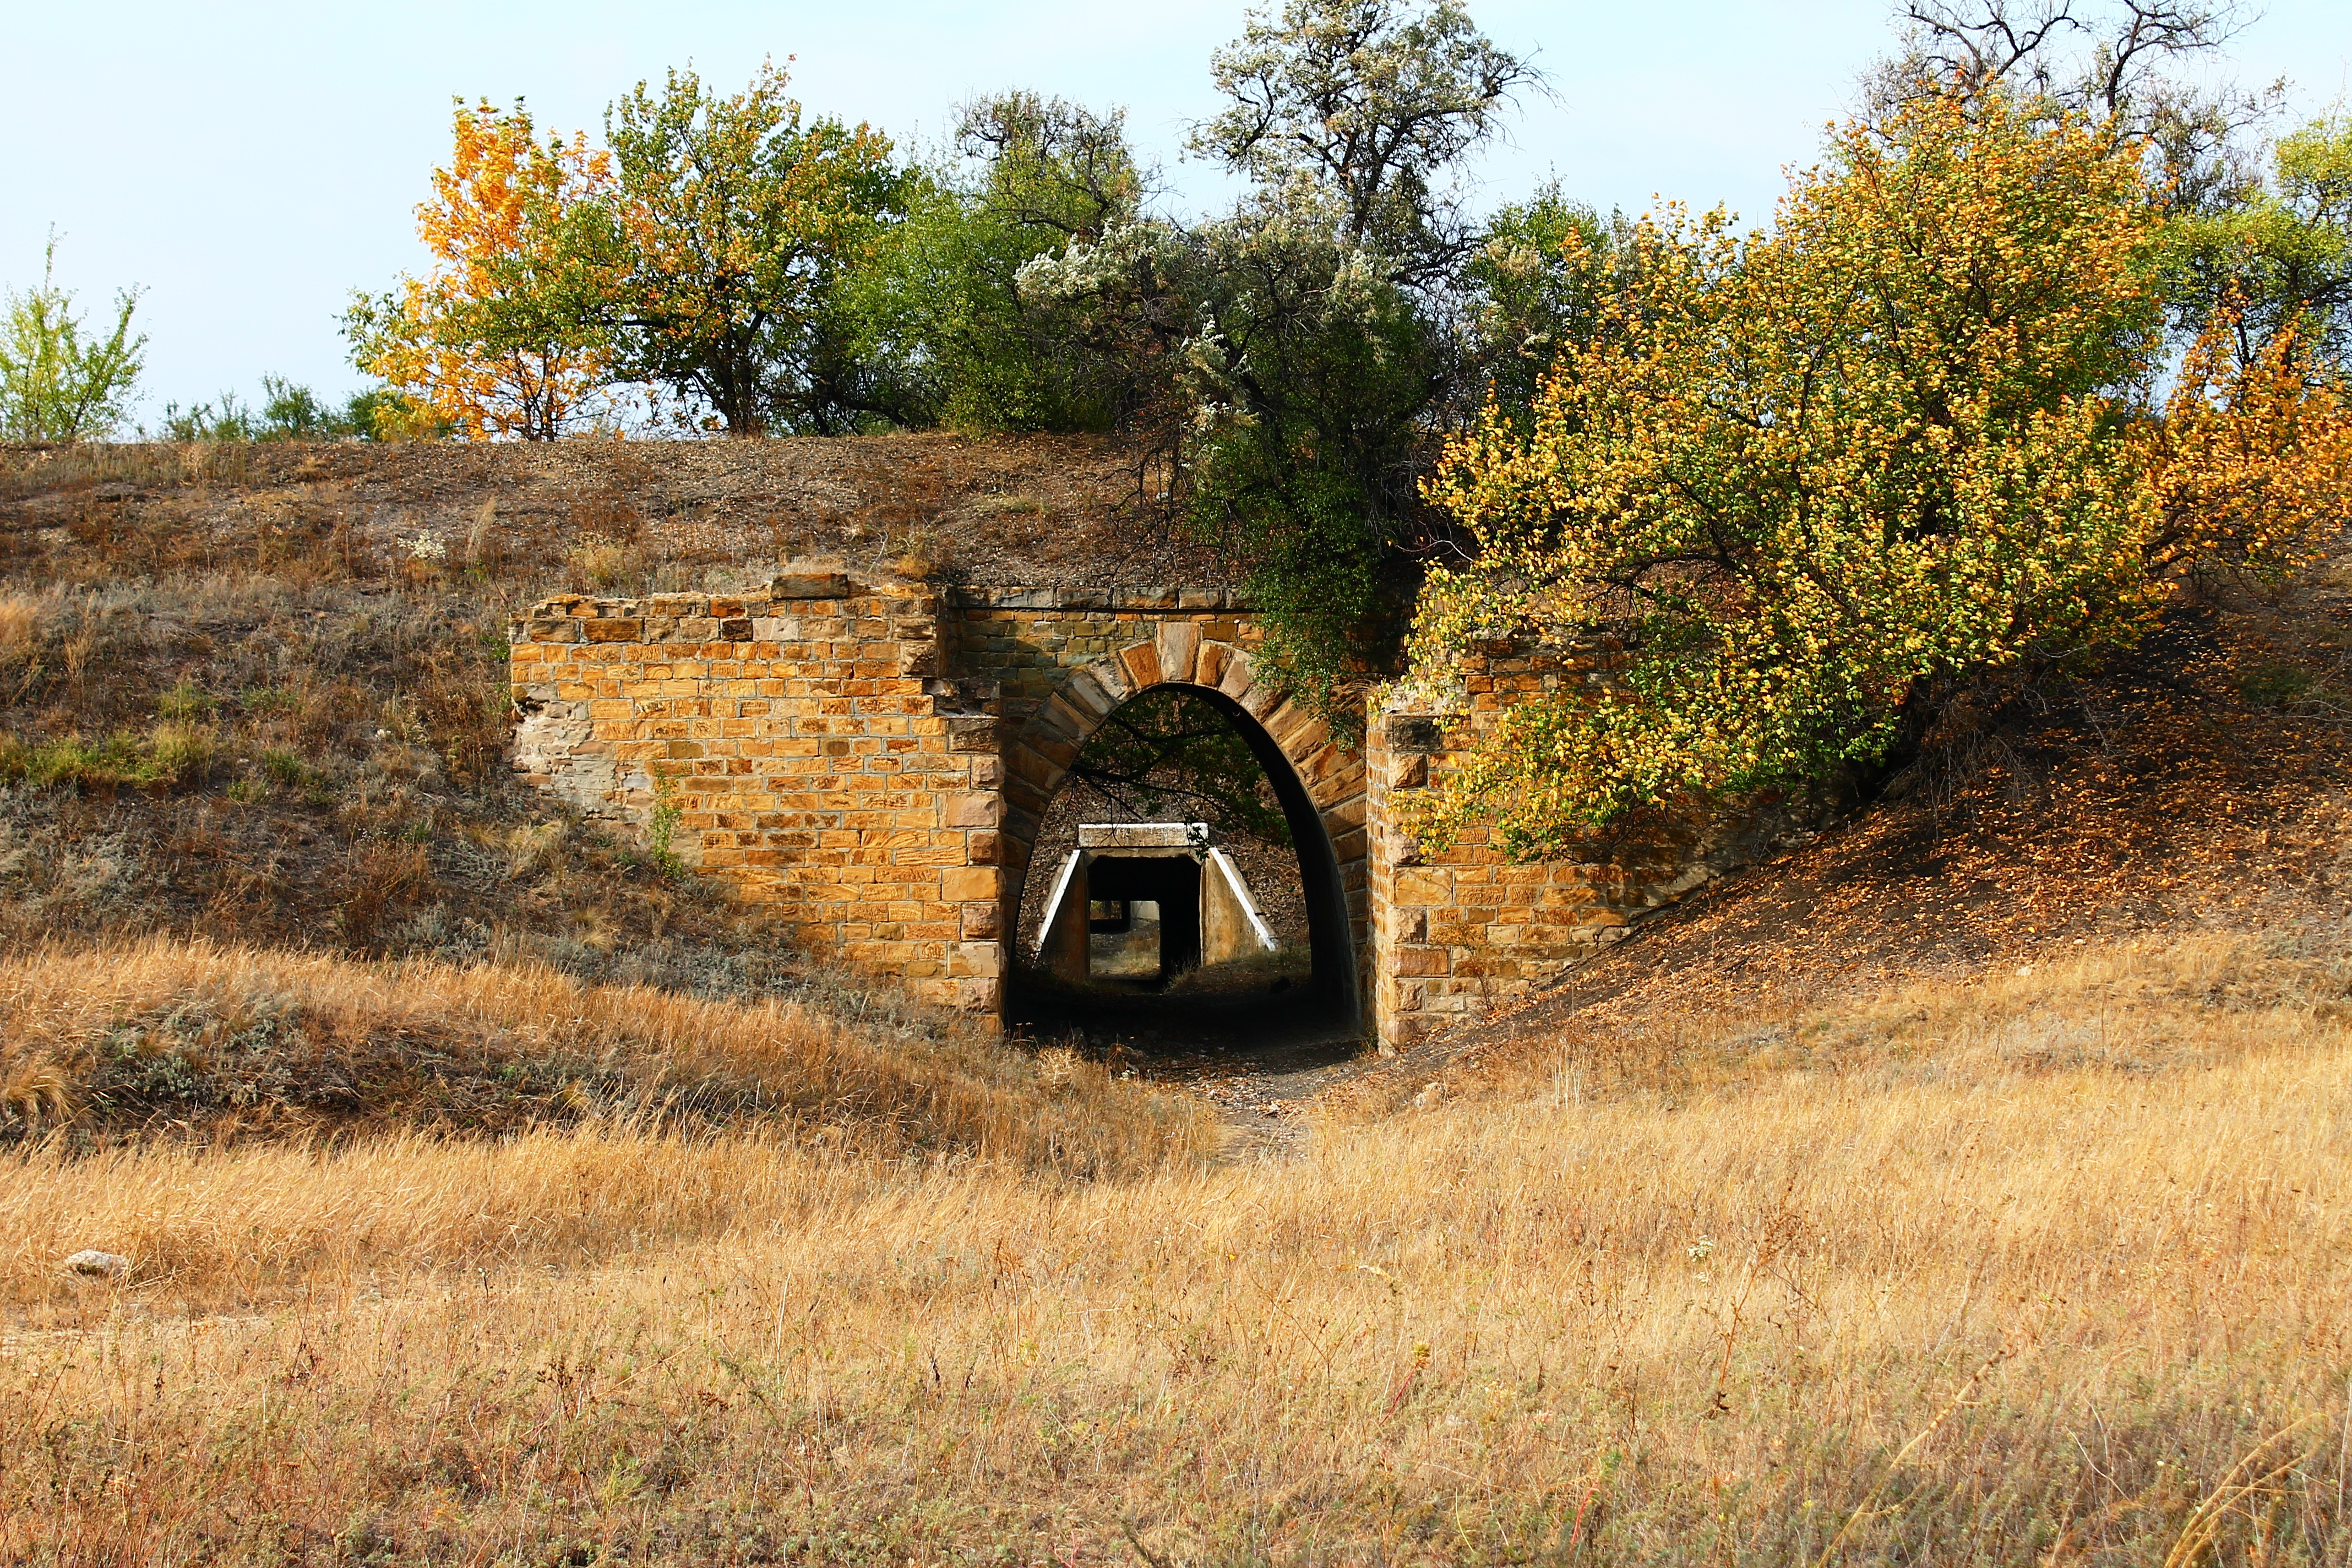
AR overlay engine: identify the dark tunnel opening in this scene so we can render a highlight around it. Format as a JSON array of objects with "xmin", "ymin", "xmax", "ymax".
[{"xmin": 1005, "ymin": 683, "xmax": 1358, "ymax": 1050}]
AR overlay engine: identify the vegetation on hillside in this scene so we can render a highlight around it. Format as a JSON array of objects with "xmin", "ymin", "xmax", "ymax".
[
  {"xmin": 19, "ymin": 1, "xmax": 2343, "ymax": 789},
  {"xmin": 0, "ymin": 938, "xmax": 1206, "ymax": 1170},
  {"xmin": 0, "ymin": 437, "xmax": 1177, "ymax": 985},
  {"xmin": 7, "ymin": 9, "xmax": 2352, "ymax": 1561},
  {"xmin": 0, "ymin": 233, "xmax": 144, "ymax": 443},
  {"xmin": 323, "ymin": 2, "xmax": 1564, "ymax": 727},
  {"xmin": 324, "ymin": 0, "xmax": 2351, "ymax": 779},
  {"xmin": 1406, "ymin": 85, "xmax": 2352, "ymax": 852}
]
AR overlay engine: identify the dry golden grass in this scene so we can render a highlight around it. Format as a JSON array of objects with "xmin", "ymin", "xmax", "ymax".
[
  {"xmin": 6, "ymin": 930, "xmax": 2352, "ymax": 1562},
  {"xmin": 0, "ymin": 937, "xmax": 1208, "ymax": 1175},
  {"xmin": 1338, "ymin": 916, "xmax": 2352, "ymax": 1119},
  {"xmin": 0, "ymin": 591, "xmax": 36, "ymax": 666}
]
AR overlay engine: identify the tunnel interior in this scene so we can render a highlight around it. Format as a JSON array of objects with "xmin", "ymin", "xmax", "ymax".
[
  {"xmin": 1006, "ymin": 683, "xmax": 1358, "ymax": 1049},
  {"xmin": 1081, "ymin": 855, "xmax": 1202, "ymax": 981}
]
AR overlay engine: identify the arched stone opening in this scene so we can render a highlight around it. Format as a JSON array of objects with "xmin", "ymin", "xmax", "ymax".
[{"xmin": 997, "ymin": 634, "xmax": 1366, "ymax": 1032}]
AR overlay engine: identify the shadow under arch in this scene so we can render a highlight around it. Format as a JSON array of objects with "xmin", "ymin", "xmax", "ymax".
[{"xmin": 998, "ymin": 635, "xmax": 1367, "ymax": 1033}]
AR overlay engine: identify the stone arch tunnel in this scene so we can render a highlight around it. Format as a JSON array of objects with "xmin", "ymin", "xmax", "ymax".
[
  {"xmin": 988, "ymin": 617, "xmax": 1369, "ymax": 1024},
  {"xmin": 509, "ymin": 573, "xmax": 1765, "ymax": 1048}
]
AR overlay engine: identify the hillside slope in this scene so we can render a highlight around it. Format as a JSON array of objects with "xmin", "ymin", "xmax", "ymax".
[
  {"xmin": 0, "ymin": 435, "xmax": 1222, "ymax": 980},
  {"xmin": 8, "ymin": 441, "xmax": 2352, "ymax": 1564},
  {"xmin": 1330, "ymin": 556, "xmax": 2352, "ymax": 1113}
]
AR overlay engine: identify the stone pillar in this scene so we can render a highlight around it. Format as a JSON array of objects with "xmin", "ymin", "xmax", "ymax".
[
  {"xmin": 1200, "ymin": 848, "xmax": 1276, "ymax": 966},
  {"xmin": 1364, "ymin": 639, "xmax": 1637, "ymax": 1054},
  {"xmin": 1364, "ymin": 638, "xmax": 1826, "ymax": 1052}
]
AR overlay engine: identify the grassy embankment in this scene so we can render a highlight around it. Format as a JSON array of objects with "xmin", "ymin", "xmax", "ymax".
[
  {"xmin": 0, "ymin": 436, "xmax": 1191, "ymax": 971},
  {"xmin": 6, "ymin": 929, "xmax": 2351, "ymax": 1565}
]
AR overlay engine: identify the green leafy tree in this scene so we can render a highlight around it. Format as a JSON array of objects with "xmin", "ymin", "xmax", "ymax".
[
  {"xmin": 1022, "ymin": 0, "xmax": 1539, "ymax": 732},
  {"xmin": 836, "ymin": 92, "xmax": 1146, "ymax": 431},
  {"xmin": 257, "ymin": 377, "xmax": 349, "ymax": 439},
  {"xmin": 150, "ymin": 390, "xmax": 262, "ymax": 442},
  {"xmin": 1464, "ymin": 187, "xmax": 1630, "ymax": 422},
  {"xmin": 1190, "ymin": 0, "xmax": 1538, "ymax": 273},
  {"xmin": 343, "ymin": 99, "xmax": 619, "ymax": 442},
  {"xmin": 2171, "ymin": 113, "xmax": 2352, "ymax": 364},
  {"xmin": 1021, "ymin": 213, "xmax": 1444, "ymax": 725},
  {"xmin": 0, "ymin": 234, "xmax": 145, "ymax": 442},
  {"xmin": 597, "ymin": 61, "xmax": 907, "ymax": 434}
]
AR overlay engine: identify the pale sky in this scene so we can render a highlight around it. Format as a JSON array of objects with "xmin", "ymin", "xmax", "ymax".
[{"xmin": 8, "ymin": 0, "xmax": 2350, "ymax": 421}]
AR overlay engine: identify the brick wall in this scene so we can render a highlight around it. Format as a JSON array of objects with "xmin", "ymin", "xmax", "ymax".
[
  {"xmin": 508, "ymin": 576, "xmax": 1003, "ymax": 1017},
  {"xmin": 508, "ymin": 582, "xmax": 1801, "ymax": 1047},
  {"xmin": 944, "ymin": 584, "xmax": 1261, "ymax": 729},
  {"xmin": 1365, "ymin": 639, "xmax": 1814, "ymax": 1052}
]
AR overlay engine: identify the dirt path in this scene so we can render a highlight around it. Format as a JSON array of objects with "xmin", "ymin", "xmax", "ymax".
[{"xmin": 1013, "ymin": 988, "xmax": 1470, "ymax": 1159}]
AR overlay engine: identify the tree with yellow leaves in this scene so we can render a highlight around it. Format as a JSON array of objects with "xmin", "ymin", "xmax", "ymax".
[
  {"xmin": 1403, "ymin": 87, "xmax": 2352, "ymax": 856},
  {"xmin": 345, "ymin": 100, "xmax": 616, "ymax": 440}
]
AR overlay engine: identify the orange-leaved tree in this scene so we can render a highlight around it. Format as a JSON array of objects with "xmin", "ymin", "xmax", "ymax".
[
  {"xmin": 1401, "ymin": 86, "xmax": 2352, "ymax": 857},
  {"xmin": 2144, "ymin": 307, "xmax": 2352, "ymax": 576},
  {"xmin": 346, "ymin": 100, "xmax": 617, "ymax": 440}
]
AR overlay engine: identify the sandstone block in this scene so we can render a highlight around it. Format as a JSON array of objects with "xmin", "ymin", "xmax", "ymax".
[
  {"xmin": 941, "ymin": 865, "xmax": 1000, "ymax": 902},
  {"xmin": 948, "ymin": 942, "xmax": 1002, "ymax": 978},
  {"xmin": 944, "ymin": 793, "xmax": 1000, "ymax": 828},
  {"xmin": 770, "ymin": 572, "xmax": 854, "ymax": 600},
  {"xmin": 1119, "ymin": 641, "xmax": 1164, "ymax": 690},
  {"xmin": 1156, "ymin": 621, "xmax": 1201, "ymax": 684}
]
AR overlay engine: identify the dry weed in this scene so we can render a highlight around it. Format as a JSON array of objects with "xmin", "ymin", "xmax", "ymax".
[
  {"xmin": 462, "ymin": 498, "xmax": 502, "ymax": 571},
  {"xmin": 0, "ymin": 594, "xmax": 36, "ymax": 666},
  {"xmin": 504, "ymin": 819, "xmax": 569, "ymax": 879},
  {"xmin": 1370, "ymin": 927, "xmax": 2352, "ymax": 1119},
  {"xmin": 569, "ymin": 538, "xmax": 633, "ymax": 589},
  {"xmin": 0, "ymin": 937, "xmax": 1209, "ymax": 1178}
]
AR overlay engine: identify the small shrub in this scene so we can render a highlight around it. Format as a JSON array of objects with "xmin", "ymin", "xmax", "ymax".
[
  {"xmin": 462, "ymin": 499, "xmax": 507, "ymax": 574},
  {"xmin": 146, "ymin": 723, "xmax": 213, "ymax": 786},
  {"xmin": 644, "ymin": 775, "xmax": 684, "ymax": 875},
  {"xmin": 2244, "ymin": 660, "xmax": 2319, "ymax": 707},
  {"xmin": 155, "ymin": 681, "xmax": 216, "ymax": 723},
  {"xmin": 259, "ymin": 749, "xmax": 308, "ymax": 789},
  {"xmin": 377, "ymin": 698, "xmax": 423, "ymax": 746},
  {"xmin": 409, "ymin": 655, "xmax": 501, "ymax": 781}
]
